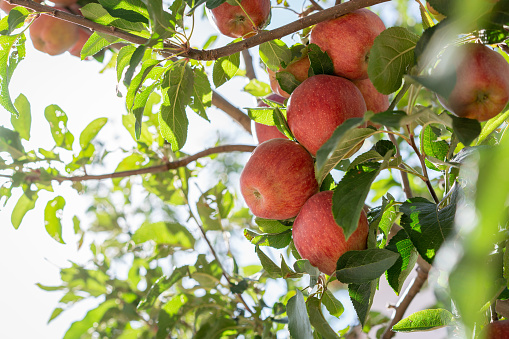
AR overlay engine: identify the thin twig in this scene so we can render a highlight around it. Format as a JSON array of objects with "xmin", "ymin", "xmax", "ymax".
[
  {"xmin": 388, "ymin": 133, "xmax": 413, "ymax": 199},
  {"xmin": 382, "ymin": 259, "xmax": 431, "ymax": 339},
  {"xmin": 408, "ymin": 136, "xmax": 440, "ymax": 204},
  {"xmin": 242, "ymin": 50, "xmax": 257, "ymax": 81},
  {"xmin": 309, "ymin": 0, "xmax": 324, "ymax": 10},
  {"xmin": 212, "ymin": 91, "xmax": 252, "ymax": 133}
]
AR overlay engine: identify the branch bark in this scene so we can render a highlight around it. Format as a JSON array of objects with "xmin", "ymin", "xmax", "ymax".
[
  {"xmin": 12, "ymin": 0, "xmax": 390, "ymax": 60},
  {"xmin": 47, "ymin": 145, "xmax": 255, "ymax": 183},
  {"xmin": 242, "ymin": 50, "xmax": 257, "ymax": 81},
  {"xmin": 212, "ymin": 91, "xmax": 252, "ymax": 133}
]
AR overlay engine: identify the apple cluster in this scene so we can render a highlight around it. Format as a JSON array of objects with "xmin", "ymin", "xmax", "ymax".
[{"xmin": 1, "ymin": 0, "xmax": 90, "ymax": 57}]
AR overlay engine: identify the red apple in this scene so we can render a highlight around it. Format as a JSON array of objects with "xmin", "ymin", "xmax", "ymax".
[
  {"xmin": 309, "ymin": 8, "xmax": 386, "ymax": 80},
  {"xmin": 482, "ymin": 319, "xmax": 509, "ymax": 338},
  {"xmin": 253, "ymin": 93, "xmax": 287, "ymax": 144},
  {"xmin": 240, "ymin": 138, "xmax": 318, "ymax": 220},
  {"xmin": 437, "ymin": 43, "xmax": 509, "ymax": 121},
  {"xmin": 353, "ymin": 78, "xmax": 390, "ymax": 114},
  {"xmin": 68, "ymin": 27, "xmax": 92, "ymax": 58},
  {"xmin": 207, "ymin": 0, "xmax": 271, "ymax": 38},
  {"xmin": 268, "ymin": 56, "xmax": 311, "ymax": 98},
  {"xmin": 29, "ymin": 9, "xmax": 80, "ymax": 56},
  {"xmin": 286, "ymin": 74, "xmax": 367, "ymax": 156},
  {"xmin": 292, "ymin": 190, "xmax": 369, "ymax": 275}
]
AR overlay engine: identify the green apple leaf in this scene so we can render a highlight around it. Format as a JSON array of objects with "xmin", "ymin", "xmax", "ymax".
[
  {"xmin": 392, "ymin": 308, "xmax": 454, "ymax": 332},
  {"xmin": 349, "ymin": 280, "xmax": 377, "ymax": 327},
  {"xmin": 45, "ymin": 105, "xmax": 74, "ymax": 151},
  {"xmin": 138, "ymin": 266, "xmax": 189, "ymax": 310},
  {"xmin": 385, "ymin": 229, "xmax": 418, "ymax": 295},
  {"xmin": 132, "ymin": 222, "xmax": 195, "ymax": 248},
  {"xmin": 255, "ymin": 246, "xmax": 282, "ymax": 278},
  {"xmin": 367, "ymin": 195, "xmax": 398, "ymax": 249},
  {"xmin": 410, "ymin": 72, "xmax": 457, "ymax": 100},
  {"xmin": 347, "ymin": 150, "xmax": 384, "ymax": 170},
  {"xmin": 451, "ymin": 116, "xmax": 481, "ymax": 146},
  {"xmin": 273, "ymin": 107, "xmax": 294, "ymax": 140},
  {"xmin": 98, "ymin": 0, "xmax": 149, "ymax": 23},
  {"xmin": 259, "ymin": 39, "xmax": 292, "ymax": 71},
  {"xmin": 400, "ymin": 192, "xmax": 457, "ymax": 264},
  {"xmin": 369, "ymin": 110, "xmax": 407, "ymax": 129},
  {"xmin": 294, "ymin": 259, "xmax": 320, "ymax": 287},
  {"xmin": 158, "ymin": 63, "xmax": 194, "ymax": 151},
  {"xmin": 276, "ymin": 71, "xmax": 300, "ymax": 95},
  {"xmin": 189, "ymin": 67, "xmax": 211, "ymax": 121},
  {"xmin": 420, "ymin": 125, "xmax": 449, "ymax": 171},
  {"xmin": 116, "ymin": 45, "xmax": 137, "ymax": 83},
  {"xmin": 244, "ymin": 229, "xmax": 292, "ymax": 249},
  {"xmin": 307, "ymin": 43, "xmax": 334, "ymax": 76},
  {"xmin": 11, "ymin": 192, "xmax": 38, "ymax": 229},
  {"xmin": 44, "ymin": 196, "xmax": 66, "ymax": 244},
  {"xmin": 247, "ymin": 107, "xmax": 277, "ymax": 126},
  {"xmin": 243, "ymin": 79, "xmax": 271, "ymax": 97},
  {"xmin": 7, "ymin": 7, "xmax": 30, "ymax": 34},
  {"xmin": 322, "ymin": 290, "xmax": 344, "ymax": 318},
  {"xmin": 79, "ymin": 118, "xmax": 108, "ymax": 149},
  {"xmin": 399, "ymin": 107, "xmax": 453, "ymax": 129},
  {"xmin": 0, "ymin": 34, "xmax": 25, "ymax": 115},
  {"xmin": 63, "ymin": 300, "xmax": 118, "ymax": 339},
  {"xmin": 427, "ymin": 0, "xmax": 454, "ymax": 16},
  {"xmin": 10, "ymin": 93, "xmax": 31, "ymax": 141},
  {"xmin": 477, "ymin": 109, "xmax": 509, "ymax": 145},
  {"xmin": 255, "ymin": 218, "xmax": 291, "ymax": 234},
  {"xmin": 213, "ymin": 52, "xmax": 240, "ymax": 87},
  {"xmin": 287, "ymin": 289, "xmax": 313, "ymax": 339},
  {"xmin": 307, "ymin": 297, "xmax": 341, "ymax": 339},
  {"xmin": 280, "ymin": 255, "xmax": 301, "ymax": 279},
  {"xmin": 368, "ymin": 27, "xmax": 420, "ymax": 95},
  {"xmin": 0, "ymin": 127, "xmax": 25, "ymax": 159},
  {"xmin": 336, "ymin": 249, "xmax": 399, "ymax": 284},
  {"xmin": 81, "ymin": 32, "xmax": 125, "ymax": 60}
]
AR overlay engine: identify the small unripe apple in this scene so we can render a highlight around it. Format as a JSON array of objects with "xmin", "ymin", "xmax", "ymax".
[
  {"xmin": 268, "ymin": 56, "xmax": 311, "ymax": 98},
  {"xmin": 287, "ymin": 74, "xmax": 367, "ymax": 156},
  {"xmin": 240, "ymin": 138, "xmax": 318, "ymax": 220},
  {"xmin": 310, "ymin": 8, "xmax": 386, "ymax": 80},
  {"xmin": 437, "ymin": 43, "xmax": 509, "ymax": 121},
  {"xmin": 207, "ymin": 0, "xmax": 271, "ymax": 38},
  {"xmin": 29, "ymin": 9, "xmax": 80, "ymax": 56},
  {"xmin": 253, "ymin": 93, "xmax": 287, "ymax": 144},
  {"xmin": 292, "ymin": 190, "xmax": 369, "ymax": 275}
]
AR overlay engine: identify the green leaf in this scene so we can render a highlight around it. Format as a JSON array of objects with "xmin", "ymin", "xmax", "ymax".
[
  {"xmin": 276, "ymin": 71, "xmax": 300, "ymax": 95},
  {"xmin": 81, "ymin": 32, "xmax": 125, "ymax": 59},
  {"xmin": 245, "ymin": 229, "xmax": 292, "ymax": 249},
  {"xmin": 112, "ymin": 153, "xmax": 145, "ymax": 185},
  {"xmin": 0, "ymin": 125, "xmax": 24, "ymax": 159},
  {"xmin": 400, "ymin": 195, "xmax": 457, "ymax": 264},
  {"xmin": 392, "ymin": 308, "xmax": 454, "ymax": 332},
  {"xmin": 11, "ymin": 192, "xmax": 38, "ymax": 229},
  {"xmin": 368, "ymin": 27, "xmax": 420, "ymax": 95},
  {"xmin": 451, "ymin": 115, "xmax": 481, "ymax": 146},
  {"xmin": 81, "ymin": 3, "xmax": 148, "ymax": 35},
  {"xmin": 44, "ymin": 105, "xmax": 74, "ymax": 150},
  {"xmin": 137, "ymin": 266, "xmax": 189, "ymax": 310},
  {"xmin": 336, "ymin": 249, "xmax": 399, "ymax": 284},
  {"xmin": 385, "ymin": 229, "xmax": 418, "ymax": 295},
  {"xmin": 122, "ymin": 113, "xmax": 153, "ymax": 145},
  {"xmin": 194, "ymin": 316, "xmax": 237, "ymax": 339},
  {"xmin": 307, "ymin": 43, "xmax": 334, "ymax": 76},
  {"xmin": 315, "ymin": 118, "xmax": 377, "ymax": 184},
  {"xmin": 247, "ymin": 107, "xmax": 277, "ymax": 125},
  {"xmin": 63, "ymin": 299, "xmax": 117, "ymax": 339},
  {"xmin": 7, "ymin": 7, "xmax": 30, "ymax": 34},
  {"xmin": 287, "ymin": 289, "xmax": 313, "ymax": 339},
  {"xmin": 347, "ymin": 150, "xmax": 383, "ymax": 171},
  {"xmin": 307, "ymin": 297, "xmax": 340, "ymax": 339},
  {"xmin": 116, "ymin": 44, "xmax": 136, "ymax": 83},
  {"xmin": 420, "ymin": 125, "xmax": 449, "ymax": 171},
  {"xmin": 145, "ymin": 0, "xmax": 176, "ymax": 45},
  {"xmin": 0, "ymin": 34, "xmax": 25, "ymax": 115},
  {"xmin": 44, "ymin": 196, "xmax": 66, "ymax": 244},
  {"xmin": 11, "ymin": 93, "xmax": 31, "ymax": 141},
  {"xmin": 255, "ymin": 246, "xmax": 282, "ymax": 278},
  {"xmin": 159, "ymin": 63, "xmax": 194, "ymax": 151},
  {"xmin": 255, "ymin": 217, "xmax": 291, "ymax": 234},
  {"xmin": 132, "ymin": 221, "xmax": 195, "ymax": 248},
  {"xmin": 400, "ymin": 108, "xmax": 453, "ymax": 129},
  {"xmin": 98, "ymin": 0, "xmax": 149, "ymax": 23},
  {"xmin": 124, "ymin": 45, "xmax": 148, "ymax": 88},
  {"xmin": 293, "ymin": 259, "xmax": 320, "ymax": 286},
  {"xmin": 243, "ymin": 79, "xmax": 271, "ymax": 97},
  {"xmin": 369, "ymin": 110, "xmax": 407, "ymax": 129},
  {"xmin": 189, "ymin": 67, "xmax": 212, "ymax": 121},
  {"xmin": 213, "ymin": 52, "xmax": 240, "ymax": 87},
  {"xmin": 349, "ymin": 280, "xmax": 377, "ymax": 326},
  {"xmin": 322, "ymin": 290, "xmax": 344, "ymax": 318},
  {"xmin": 259, "ymin": 39, "xmax": 291, "ymax": 71},
  {"xmin": 79, "ymin": 118, "xmax": 107, "ymax": 148}
]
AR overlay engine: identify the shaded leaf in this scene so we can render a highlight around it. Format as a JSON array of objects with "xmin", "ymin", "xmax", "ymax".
[
  {"xmin": 307, "ymin": 43, "xmax": 334, "ymax": 76},
  {"xmin": 385, "ymin": 229, "xmax": 418, "ymax": 295},
  {"xmin": 259, "ymin": 39, "xmax": 291, "ymax": 71},
  {"xmin": 451, "ymin": 115, "xmax": 481, "ymax": 146},
  {"xmin": 349, "ymin": 280, "xmax": 377, "ymax": 326},
  {"xmin": 307, "ymin": 297, "xmax": 340, "ymax": 339},
  {"xmin": 336, "ymin": 249, "xmax": 399, "ymax": 284},
  {"xmin": 287, "ymin": 289, "xmax": 313, "ymax": 339},
  {"xmin": 255, "ymin": 246, "xmax": 282, "ymax": 278}
]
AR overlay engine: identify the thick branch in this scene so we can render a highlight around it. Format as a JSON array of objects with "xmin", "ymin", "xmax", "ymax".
[
  {"xmin": 212, "ymin": 91, "xmax": 252, "ymax": 133},
  {"xmin": 12, "ymin": 0, "xmax": 389, "ymax": 60},
  {"xmin": 48, "ymin": 145, "xmax": 255, "ymax": 183},
  {"xmin": 382, "ymin": 259, "xmax": 431, "ymax": 339}
]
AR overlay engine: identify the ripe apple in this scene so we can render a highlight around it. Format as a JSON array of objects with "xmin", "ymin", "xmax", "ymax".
[
  {"xmin": 253, "ymin": 93, "xmax": 287, "ymax": 144},
  {"xmin": 309, "ymin": 8, "xmax": 386, "ymax": 80},
  {"xmin": 481, "ymin": 319, "xmax": 509, "ymax": 338},
  {"xmin": 240, "ymin": 138, "xmax": 318, "ymax": 220},
  {"xmin": 68, "ymin": 28, "xmax": 92, "ymax": 58},
  {"xmin": 268, "ymin": 56, "xmax": 311, "ymax": 98},
  {"xmin": 29, "ymin": 9, "xmax": 80, "ymax": 56},
  {"xmin": 286, "ymin": 74, "xmax": 367, "ymax": 156},
  {"xmin": 437, "ymin": 43, "xmax": 509, "ymax": 121},
  {"xmin": 353, "ymin": 78, "xmax": 390, "ymax": 114},
  {"xmin": 292, "ymin": 190, "xmax": 369, "ymax": 275},
  {"xmin": 207, "ymin": 0, "xmax": 271, "ymax": 38}
]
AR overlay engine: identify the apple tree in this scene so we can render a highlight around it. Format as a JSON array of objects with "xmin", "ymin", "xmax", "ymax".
[{"xmin": 1, "ymin": 0, "xmax": 509, "ymax": 338}]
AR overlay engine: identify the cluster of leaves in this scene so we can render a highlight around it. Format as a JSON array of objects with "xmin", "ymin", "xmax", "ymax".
[{"xmin": 1, "ymin": 0, "xmax": 509, "ymax": 338}]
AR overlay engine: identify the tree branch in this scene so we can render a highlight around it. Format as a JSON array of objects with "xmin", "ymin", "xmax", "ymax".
[
  {"xmin": 242, "ymin": 50, "xmax": 257, "ymax": 81},
  {"xmin": 12, "ymin": 0, "xmax": 389, "ymax": 60},
  {"xmin": 212, "ymin": 91, "xmax": 252, "ymax": 134},
  {"xmin": 382, "ymin": 258, "xmax": 431, "ymax": 339},
  {"xmin": 46, "ymin": 145, "xmax": 255, "ymax": 183}
]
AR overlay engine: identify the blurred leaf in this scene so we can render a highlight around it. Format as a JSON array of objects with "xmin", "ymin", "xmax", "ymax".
[
  {"xmin": 287, "ymin": 289, "xmax": 313, "ymax": 339},
  {"xmin": 369, "ymin": 110, "xmax": 407, "ymax": 129},
  {"xmin": 132, "ymin": 221, "xmax": 195, "ymax": 248},
  {"xmin": 63, "ymin": 299, "xmax": 117, "ymax": 339},
  {"xmin": 194, "ymin": 315, "xmax": 237, "ymax": 339},
  {"xmin": 385, "ymin": 229, "xmax": 418, "ymax": 295},
  {"xmin": 322, "ymin": 290, "xmax": 344, "ymax": 318},
  {"xmin": 294, "ymin": 259, "xmax": 320, "ymax": 287},
  {"xmin": 0, "ymin": 34, "xmax": 25, "ymax": 115},
  {"xmin": 11, "ymin": 93, "xmax": 31, "ymax": 141},
  {"xmin": 451, "ymin": 116, "xmax": 481, "ymax": 146},
  {"xmin": 307, "ymin": 43, "xmax": 334, "ymax": 76},
  {"xmin": 392, "ymin": 308, "xmax": 454, "ymax": 332},
  {"xmin": 79, "ymin": 118, "xmax": 107, "ymax": 148},
  {"xmin": 44, "ymin": 196, "xmax": 66, "ymax": 244},
  {"xmin": 156, "ymin": 294, "xmax": 189, "ymax": 339},
  {"xmin": 213, "ymin": 52, "xmax": 240, "ymax": 87},
  {"xmin": 138, "ymin": 266, "xmax": 189, "ymax": 310},
  {"xmin": 307, "ymin": 297, "xmax": 340, "ymax": 339},
  {"xmin": 0, "ymin": 126, "xmax": 24, "ymax": 159},
  {"xmin": 368, "ymin": 27, "xmax": 419, "ymax": 95},
  {"xmin": 11, "ymin": 192, "xmax": 38, "ymax": 229},
  {"xmin": 255, "ymin": 218, "xmax": 291, "ymax": 234},
  {"xmin": 112, "ymin": 153, "xmax": 145, "ymax": 186},
  {"xmin": 244, "ymin": 79, "xmax": 271, "ymax": 97},
  {"xmin": 44, "ymin": 105, "xmax": 74, "ymax": 150},
  {"xmin": 259, "ymin": 39, "xmax": 291, "ymax": 71},
  {"xmin": 349, "ymin": 280, "xmax": 377, "ymax": 326},
  {"xmin": 122, "ymin": 113, "xmax": 153, "ymax": 145},
  {"xmin": 47, "ymin": 307, "xmax": 64, "ymax": 323},
  {"xmin": 336, "ymin": 249, "xmax": 399, "ymax": 284}
]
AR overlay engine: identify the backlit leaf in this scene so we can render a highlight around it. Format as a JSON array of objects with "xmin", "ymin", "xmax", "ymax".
[
  {"xmin": 392, "ymin": 308, "xmax": 454, "ymax": 332},
  {"xmin": 44, "ymin": 196, "xmax": 66, "ymax": 244}
]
